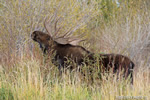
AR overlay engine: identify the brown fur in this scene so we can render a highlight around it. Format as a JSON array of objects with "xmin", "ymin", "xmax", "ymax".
[
  {"xmin": 98, "ymin": 54, "xmax": 134, "ymax": 83},
  {"xmin": 31, "ymin": 31, "xmax": 134, "ymax": 83}
]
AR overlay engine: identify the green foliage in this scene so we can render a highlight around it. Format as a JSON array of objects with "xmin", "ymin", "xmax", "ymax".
[{"xmin": 0, "ymin": 85, "xmax": 14, "ymax": 100}]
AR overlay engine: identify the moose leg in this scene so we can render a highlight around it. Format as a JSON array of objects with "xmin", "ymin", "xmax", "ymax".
[
  {"xmin": 57, "ymin": 59, "xmax": 64, "ymax": 76},
  {"xmin": 125, "ymin": 64, "xmax": 134, "ymax": 84},
  {"xmin": 130, "ymin": 62, "xmax": 134, "ymax": 84}
]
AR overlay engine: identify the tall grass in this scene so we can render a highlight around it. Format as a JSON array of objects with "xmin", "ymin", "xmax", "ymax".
[{"xmin": 0, "ymin": 0, "xmax": 150, "ymax": 100}]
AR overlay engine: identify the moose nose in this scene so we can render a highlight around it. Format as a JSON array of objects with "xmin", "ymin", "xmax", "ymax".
[{"xmin": 31, "ymin": 31, "xmax": 37, "ymax": 40}]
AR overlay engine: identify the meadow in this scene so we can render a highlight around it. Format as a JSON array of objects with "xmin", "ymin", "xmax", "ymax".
[{"xmin": 0, "ymin": 0, "xmax": 150, "ymax": 100}]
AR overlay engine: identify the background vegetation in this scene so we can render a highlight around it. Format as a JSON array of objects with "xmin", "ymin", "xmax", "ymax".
[{"xmin": 0, "ymin": 0, "xmax": 150, "ymax": 100}]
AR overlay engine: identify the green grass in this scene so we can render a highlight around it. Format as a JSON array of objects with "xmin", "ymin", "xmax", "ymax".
[
  {"xmin": 0, "ymin": 85, "xmax": 14, "ymax": 100},
  {"xmin": 0, "ymin": 58, "xmax": 150, "ymax": 100},
  {"xmin": 0, "ymin": 0, "xmax": 150, "ymax": 100}
]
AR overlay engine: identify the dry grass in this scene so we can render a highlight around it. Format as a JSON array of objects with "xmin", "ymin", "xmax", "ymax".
[{"xmin": 0, "ymin": 0, "xmax": 150, "ymax": 100}]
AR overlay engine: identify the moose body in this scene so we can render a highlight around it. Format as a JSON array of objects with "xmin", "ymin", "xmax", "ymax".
[
  {"xmin": 31, "ymin": 15, "xmax": 134, "ymax": 83},
  {"xmin": 31, "ymin": 31, "xmax": 134, "ymax": 83}
]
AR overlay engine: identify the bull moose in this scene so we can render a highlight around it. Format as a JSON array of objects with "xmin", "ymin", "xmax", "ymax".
[{"xmin": 31, "ymin": 14, "xmax": 134, "ymax": 83}]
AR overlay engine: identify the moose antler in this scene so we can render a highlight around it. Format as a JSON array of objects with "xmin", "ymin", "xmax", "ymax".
[{"xmin": 44, "ymin": 13, "xmax": 86, "ymax": 45}]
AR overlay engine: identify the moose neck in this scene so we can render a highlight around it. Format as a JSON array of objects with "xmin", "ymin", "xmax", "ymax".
[{"xmin": 43, "ymin": 39, "xmax": 57, "ymax": 55}]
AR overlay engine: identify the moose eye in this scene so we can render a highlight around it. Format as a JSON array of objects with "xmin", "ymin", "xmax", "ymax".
[
  {"xmin": 36, "ymin": 35, "xmax": 40, "ymax": 40},
  {"xmin": 46, "ymin": 37, "xmax": 50, "ymax": 40}
]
